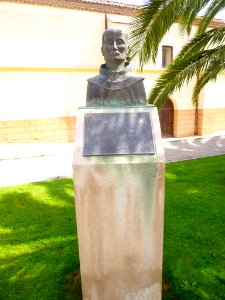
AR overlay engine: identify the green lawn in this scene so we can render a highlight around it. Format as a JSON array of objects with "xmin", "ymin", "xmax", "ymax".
[
  {"xmin": 163, "ymin": 155, "xmax": 225, "ymax": 300},
  {"xmin": 0, "ymin": 155, "xmax": 225, "ymax": 299},
  {"xmin": 0, "ymin": 179, "xmax": 80, "ymax": 300}
]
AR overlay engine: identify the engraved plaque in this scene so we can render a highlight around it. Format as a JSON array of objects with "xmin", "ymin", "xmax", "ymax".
[{"xmin": 83, "ymin": 112, "xmax": 155, "ymax": 156}]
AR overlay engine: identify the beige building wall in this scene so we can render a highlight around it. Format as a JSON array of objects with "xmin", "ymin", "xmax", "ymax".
[{"xmin": 0, "ymin": 1, "xmax": 224, "ymax": 142}]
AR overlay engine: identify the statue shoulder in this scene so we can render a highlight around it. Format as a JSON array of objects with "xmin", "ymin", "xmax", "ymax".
[
  {"xmin": 125, "ymin": 74, "xmax": 144, "ymax": 84},
  {"xmin": 87, "ymin": 74, "xmax": 106, "ymax": 87}
]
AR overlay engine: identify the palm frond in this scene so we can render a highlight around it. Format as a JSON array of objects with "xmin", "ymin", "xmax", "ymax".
[
  {"xmin": 176, "ymin": 27, "xmax": 225, "ymax": 59},
  {"xmin": 129, "ymin": 0, "xmax": 185, "ymax": 69},
  {"xmin": 129, "ymin": 0, "xmax": 225, "ymax": 106},
  {"xmin": 197, "ymin": 0, "xmax": 225, "ymax": 35},
  {"xmin": 129, "ymin": 0, "xmax": 216, "ymax": 69},
  {"xmin": 192, "ymin": 46, "xmax": 225, "ymax": 103},
  {"xmin": 148, "ymin": 45, "xmax": 225, "ymax": 108},
  {"xmin": 179, "ymin": 0, "xmax": 210, "ymax": 34}
]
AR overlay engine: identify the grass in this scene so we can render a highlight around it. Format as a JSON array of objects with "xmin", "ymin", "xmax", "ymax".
[
  {"xmin": 0, "ymin": 155, "xmax": 225, "ymax": 299},
  {"xmin": 0, "ymin": 179, "xmax": 80, "ymax": 300},
  {"xmin": 163, "ymin": 155, "xmax": 225, "ymax": 300}
]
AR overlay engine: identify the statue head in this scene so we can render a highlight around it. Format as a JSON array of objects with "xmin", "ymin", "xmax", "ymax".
[{"xmin": 101, "ymin": 28, "xmax": 128, "ymax": 70}]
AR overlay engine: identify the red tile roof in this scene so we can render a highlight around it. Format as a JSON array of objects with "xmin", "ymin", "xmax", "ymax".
[{"xmin": 4, "ymin": 0, "xmax": 225, "ymax": 25}]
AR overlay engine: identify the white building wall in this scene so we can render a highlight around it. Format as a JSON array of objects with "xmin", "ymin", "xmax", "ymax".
[
  {"xmin": 203, "ymin": 75, "xmax": 225, "ymax": 109},
  {"xmin": 0, "ymin": 2, "xmax": 104, "ymax": 68},
  {"xmin": 0, "ymin": 2, "xmax": 106, "ymax": 121}
]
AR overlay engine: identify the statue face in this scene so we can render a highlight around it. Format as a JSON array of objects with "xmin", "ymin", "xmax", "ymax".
[{"xmin": 101, "ymin": 29, "xmax": 128, "ymax": 65}]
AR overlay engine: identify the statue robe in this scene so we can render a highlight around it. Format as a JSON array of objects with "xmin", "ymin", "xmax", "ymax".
[{"xmin": 86, "ymin": 63, "xmax": 146, "ymax": 106}]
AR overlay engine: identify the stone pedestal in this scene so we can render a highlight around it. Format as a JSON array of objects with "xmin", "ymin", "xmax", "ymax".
[{"xmin": 73, "ymin": 106, "xmax": 165, "ymax": 300}]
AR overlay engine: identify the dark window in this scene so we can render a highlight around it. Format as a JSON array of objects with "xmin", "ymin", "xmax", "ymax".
[{"xmin": 162, "ymin": 46, "xmax": 173, "ymax": 68}]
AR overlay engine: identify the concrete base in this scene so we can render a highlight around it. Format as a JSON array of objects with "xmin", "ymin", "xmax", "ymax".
[{"xmin": 73, "ymin": 106, "xmax": 165, "ymax": 300}]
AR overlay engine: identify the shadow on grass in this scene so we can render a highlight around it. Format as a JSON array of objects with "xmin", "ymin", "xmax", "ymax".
[{"xmin": 0, "ymin": 178, "xmax": 81, "ymax": 300}]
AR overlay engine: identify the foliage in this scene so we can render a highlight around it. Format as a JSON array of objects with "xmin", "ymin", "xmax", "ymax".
[{"xmin": 130, "ymin": 0, "xmax": 225, "ymax": 107}]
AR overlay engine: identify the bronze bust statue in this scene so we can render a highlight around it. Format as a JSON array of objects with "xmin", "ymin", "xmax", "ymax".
[{"xmin": 86, "ymin": 28, "xmax": 146, "ymax": 106}]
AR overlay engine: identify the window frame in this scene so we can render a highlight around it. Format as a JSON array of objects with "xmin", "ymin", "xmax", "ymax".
[{"xmin": 162, "ymin": 45, "xmax": 173, "ymax": 68}]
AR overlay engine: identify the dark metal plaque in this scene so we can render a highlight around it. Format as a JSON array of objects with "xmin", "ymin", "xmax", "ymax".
[{"xmin": 83, "ymin": 112, "xmax": 155, "ymax": 156}]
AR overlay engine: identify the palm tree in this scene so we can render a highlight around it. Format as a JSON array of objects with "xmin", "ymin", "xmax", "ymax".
[{"xmin": 129, "ymin": 0, "xmax": 225, "ymax": 108}]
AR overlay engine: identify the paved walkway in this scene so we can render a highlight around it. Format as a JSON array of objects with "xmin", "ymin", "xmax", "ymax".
[
  {"xmin": 0, "ymin": 134, "xmax": 225, "ymax": 187},
  {"xmin": 164, "ymin": 134, "xmax": 225, "ymax": 162}
]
